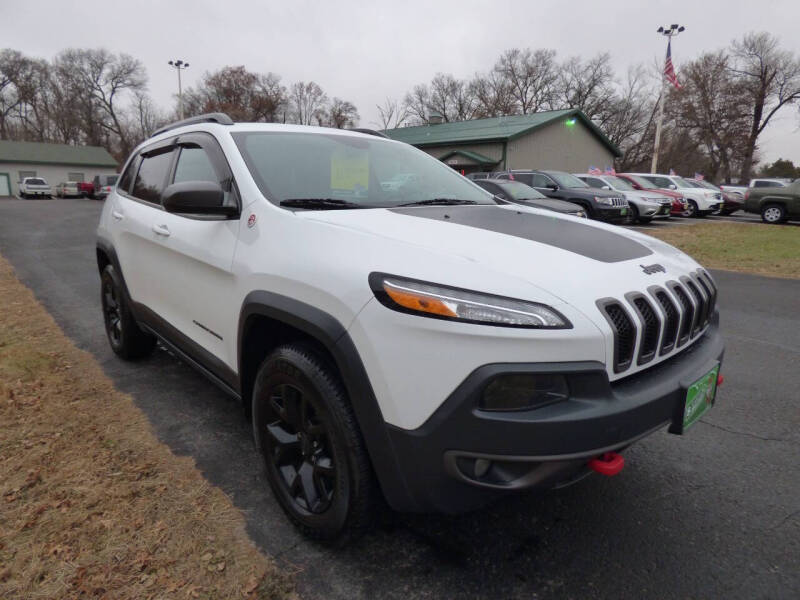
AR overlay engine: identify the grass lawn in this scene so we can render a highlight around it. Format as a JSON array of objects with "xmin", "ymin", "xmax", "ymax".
[
  {"xmin": 0, "ymin": 255, "xmax": 296, "ymax": 600},
  {"xmin": 645, "ymin": 222, "xmax": 800, "ymax": 279}
]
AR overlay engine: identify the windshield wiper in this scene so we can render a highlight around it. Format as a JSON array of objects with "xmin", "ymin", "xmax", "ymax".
[
  {"xmin": 280, "ymin": 198, "xmax": 366, "ymax": 210},
  {"xmin": 398, "ymin": 198, "xmax": 478, "ymax": 206}
]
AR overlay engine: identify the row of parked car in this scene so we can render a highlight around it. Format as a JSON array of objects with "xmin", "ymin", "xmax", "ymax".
[
  {"xmin": 465, "ymin": 169, "xmax": 748, "ymax": 224},
  {"xmin": 18, "ymin": 175, "xmax": 119, "ymax": 200}
]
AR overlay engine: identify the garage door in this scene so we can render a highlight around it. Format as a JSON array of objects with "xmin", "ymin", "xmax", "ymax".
[{"xmin": 0, "ymin": 173, "xmax": 11, "ymax": 197}]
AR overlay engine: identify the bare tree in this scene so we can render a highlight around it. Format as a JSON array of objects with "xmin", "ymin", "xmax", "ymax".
[
  {"xmin": 729, "ymin": 32, "xmax": 800, "ymax": 181},
  {"xmin": 323, "ymin": 97, "xmax": 359, "ymax": 128},
  {"xmin": 288, "ymin": 81, "xmax": 328, "ymax": 125},
  {"xmin": 375, "ymin": 97, "xmax": 410, "ymax": 130},
  {"xmin": 557, "ymin": 53, "xmax": 616, "ymax": 125},
  {"xmin": 469, "ymin": 70, "xmax": 515, "ymax": 118},
  {"xmin": 184, "ymin": 66, "xmax": 287, "ymax": 123},
  {"xmin": 494, "ymin": 48, "xmax": 558, "ymax": 114}
]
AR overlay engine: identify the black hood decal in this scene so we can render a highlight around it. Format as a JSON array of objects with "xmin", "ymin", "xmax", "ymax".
[{"xmin": 390, "ymin": 206, "xmax": 653, "ymax": 263}]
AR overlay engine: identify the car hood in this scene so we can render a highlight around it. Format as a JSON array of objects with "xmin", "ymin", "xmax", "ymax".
[
  {"xmin": 513, "ymin": 198, "xmax": 582, "ymax": 212},
  {"xmin": 560, "ymin": 187, "xmax": 618, "ymax": 198},
  {"xmin": 298, "ymin": 204, "xmax": 701, "ymax": 313}
]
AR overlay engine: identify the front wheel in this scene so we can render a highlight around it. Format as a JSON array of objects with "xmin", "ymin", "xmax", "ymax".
[
  {"xmin": 761, "ymin": 204, "xmax": 786, "ymax": 224},
  {"xmin": 252, "ymin": 344, "xmax": 377, "ymax": 542},
  {"xmin": 100, "ymin": 264, "xmax": 156, "ymax": 359},
  {"xmin": 683, "ymin": 200, "xmax": 698, "ymax": 218}
]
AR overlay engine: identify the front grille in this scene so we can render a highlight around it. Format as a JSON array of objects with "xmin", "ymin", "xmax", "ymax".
[
  {"xmin": 609, "ymin": 197, "xmax": 627, "ymax": 206},
  {"xmin": 600, "ymin": 271, "xmax": 716, "ymax": 376}
]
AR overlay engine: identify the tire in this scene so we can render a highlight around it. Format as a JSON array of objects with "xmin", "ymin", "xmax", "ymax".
[
  {"xmin": 761, "ymin": 204, "xmax": 785, "ymax": 224},
  {"xmin": 100, "ymin": 264, "xmax": 156, "ymax": 359},
  {"xmin": 20, "ymin": 192, "xmax": 26, "ymax": 199},
  {"xmin": 252, "ymin": 344, "xmax": 377, "ymax": 542},
  {"xmin": 684, "ymin": 200, "xmax": 699, "ymax": 218}
]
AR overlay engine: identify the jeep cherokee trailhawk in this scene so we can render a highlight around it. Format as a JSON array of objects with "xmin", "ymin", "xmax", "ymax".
[{"xmin": 97, "ymin": 113, "xmax": 725, "ymax": 540}]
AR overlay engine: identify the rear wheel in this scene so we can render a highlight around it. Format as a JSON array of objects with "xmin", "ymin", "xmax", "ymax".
[
  {"xmin": 100, "ymin": 264, "xmax": 156, "ymax": 359},
  {"xmin": 252, "ymin": 344, "xmax": 377, "ymax": 542},
  {"xmin": 761, "ymin": 204, "xmax": 786, "ymax": 224}
]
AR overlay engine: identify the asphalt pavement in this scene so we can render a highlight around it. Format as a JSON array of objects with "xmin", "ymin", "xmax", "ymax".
[{"xmin": 1, "ymin": 198, "xmax": 798, "ymax": 599}]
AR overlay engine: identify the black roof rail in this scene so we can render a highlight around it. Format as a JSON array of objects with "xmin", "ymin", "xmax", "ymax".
[
  {"xmin": 151, "ymin": 112, "xmax": 234, "ymax": 137},
  {"xmin": 348, "ymin": 128, "xmax": 389, "ymax": 139}
]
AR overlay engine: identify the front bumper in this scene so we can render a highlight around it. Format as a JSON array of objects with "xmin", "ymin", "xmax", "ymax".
[
  {"xmin": 385, "ymin": 319, "xmax": 724, "ymax": 513},
  {"xmin": 596, "ymin": 205, "xmax": 629, "ymax": 223}
]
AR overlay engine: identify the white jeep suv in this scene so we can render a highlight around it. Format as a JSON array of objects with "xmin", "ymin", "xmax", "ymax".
[{"xmin": 97, "ymin": 114, "xmax": 725, "ymax": 540}]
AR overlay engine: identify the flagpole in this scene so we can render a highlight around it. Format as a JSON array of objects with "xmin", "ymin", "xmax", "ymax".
[{"xmin": 650, "ymin": 25, "xmax": 684, "ymax": 174}]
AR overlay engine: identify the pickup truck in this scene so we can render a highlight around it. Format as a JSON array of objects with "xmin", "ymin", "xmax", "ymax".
[
  {"xmin": 744, "ymin": 180, "xmax": 800, "ymax": 224},
  {"xmin": 77, "ymin": 182, "xmax": 95, "ymax": 198},
  {"xmin": 720, "ymin": 179, "xmax": 792, "ymax": 199}
]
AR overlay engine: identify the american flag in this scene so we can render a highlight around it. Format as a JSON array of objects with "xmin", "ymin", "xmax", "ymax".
[
  {"xmin": 694, "ymin": 172, "xmax": 704, "ymax": 181},
  {"xmin": 604, "ymin": 166, "xmax": 616, "ymax": 176},
  {"xmin": 588, "ymin": 166, "xmax": 602, "ymax": 175},
  {"xmin": 664, "ymin": 40, "xmax": 682, "ymax": 89}
]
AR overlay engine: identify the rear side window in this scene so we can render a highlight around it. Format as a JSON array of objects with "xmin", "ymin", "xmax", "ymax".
[
  {"xmin": 132, "ymin": 150, "xmax": 174, "ymax": 204},
  {"xmin": 515, "ymin": 173, "xmax": 533, "ymax": 185},
  {"xmin": 118, "ymin": 157, "xmax": 138, "ymax": 193},
  {"xmin": 754, "ymin": 181, "xmax": 781, "ymax": 188}
]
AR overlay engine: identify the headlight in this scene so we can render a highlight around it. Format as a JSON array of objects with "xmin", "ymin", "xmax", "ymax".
[
  {"xmin": 595, "ymin": 196, "xmax": 614, "ymax": 206},
  {"xmin": 576, "ymin": 210, "xmax": 588, "ymax": 218},
  {"xmin": 704, "ymin": 191, "xmax": 715, "ymax": 198},
  {"xmin": 369, "ymin": 274, "xmax": 571, "ymax": 328}
]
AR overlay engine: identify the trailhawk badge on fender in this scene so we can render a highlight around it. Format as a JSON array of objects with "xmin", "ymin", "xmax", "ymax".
[{"xmin": 247, "ymin": 213, "xmax": 257, "ymax": 228}]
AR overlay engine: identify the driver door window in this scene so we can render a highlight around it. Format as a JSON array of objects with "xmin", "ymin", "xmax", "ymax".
[{"xmin": 531, "ymin": 174, "xmax": 550, "ymax": 188}]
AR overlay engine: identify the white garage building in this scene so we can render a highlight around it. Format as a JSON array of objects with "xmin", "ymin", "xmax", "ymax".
[{"xmin": 0, "ymin": 140, "xmax": 118, "ymax": 197}]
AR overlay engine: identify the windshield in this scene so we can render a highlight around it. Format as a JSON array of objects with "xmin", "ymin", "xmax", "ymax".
[
  {"xmin": 27, "ymin": 178, "xmax": 46, "ymax": 185},
  {"xmin": 548, "ymin": 172, "xmax": 589, "ymax": 188},
  {"xmin": 232, "ymin": 131, "xmax": 494, "ymax": 208},
  {"xmin": 694, "ymin": 180, "xmax": 720, "ymax": 191},
  {"xmin": 673, "ymin": 177, "xmax": 698, "ymax": 189},
  {"xmin": 497, "ymin": 181, "xmax": 547, "ymax": 200},
  {"xmin": 625, "ymin": 174, "xmax": 657, "ymax": 189},
  {"xmin": 603, "ymin": 176, "xmax": 634, "ymax": 191}
]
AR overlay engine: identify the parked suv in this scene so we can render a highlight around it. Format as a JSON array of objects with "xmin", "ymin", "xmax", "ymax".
[
  {"xmin": 97, "ymin": 114, "xmax": 724, "ymax": 541},
  {"xmin": 18, "ymin": 176, "xmax": 52, "ymax": 198},
  {"xmin": 492, "ymin": 170, "xmax": 629, "ymax": 223},
  {"xmin": 628, "ymin": 173, "xmax": 722, "ymax": 217},
  {"xmin": 575, "ymin": 173, "xmax": 672, "ymax": 224},
  {"xmin": 93, "ymin": 174, "xmax": 119, "ymax": 200},
  {"xmin": 744, "ymin": 180, "xmax": 800, "ymax": 223},
  {"xmin": 473, "ymin": 178, "xmax": 588, "ymax": 217}
]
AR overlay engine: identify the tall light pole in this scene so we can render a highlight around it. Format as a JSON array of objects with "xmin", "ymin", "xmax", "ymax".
[
  {"xmin": 650, "ymin": 24, "xmax": 684, "ymax": 173},
  {"xmin": 168, "ymin": 59, "xmax": 190, "ymax": 120}
]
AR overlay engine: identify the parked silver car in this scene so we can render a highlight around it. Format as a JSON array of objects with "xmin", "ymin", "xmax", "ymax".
[{"xmin": 574, "ymin": 174, "xmax": 673, "ymax": 223}]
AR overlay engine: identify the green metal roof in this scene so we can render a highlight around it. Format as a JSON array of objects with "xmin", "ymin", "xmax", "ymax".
[
  {"xmin": 438, "ymin": 149, "xmax": 499, "ymax": 165},
  {"xmin": 0, "ymin": 140, "xmax": 118, "ymax": 168},
  {"xmin": 385, "ymin": 109, "xmax": 621, "ymax": 157}
]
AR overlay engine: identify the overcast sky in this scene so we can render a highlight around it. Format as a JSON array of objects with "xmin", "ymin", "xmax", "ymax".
[{"xmin": 4, "ymin": 0, "xmax": 799, "ymax": 164}]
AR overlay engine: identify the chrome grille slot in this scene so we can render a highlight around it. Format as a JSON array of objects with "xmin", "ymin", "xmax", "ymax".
[
  {"xmin": 683, "ymin": 277, "xmax": 707, "ymax": 336},
  {"xmin": 629, "ymin": 294, "xmax": 660, "ymax": 365},
  {"xmin": 598, "ymin": 300, "xmax": 636, "ymax": 373},
  {"xmin": 653, "ymin": 289, "xmax": 679, "ymax": 354},
  {"xmin": 670, "ymin": 283, "xmax": 694, "ymax": 346}
]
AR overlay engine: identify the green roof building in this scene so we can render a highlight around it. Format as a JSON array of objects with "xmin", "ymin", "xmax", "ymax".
[
  {"xmin": 385, "ymin": 109, "xmax": 621, "ymax": 175},
  {"xmin": 0, "ymin": 140, "xmax": 118, "ymax": 197}
]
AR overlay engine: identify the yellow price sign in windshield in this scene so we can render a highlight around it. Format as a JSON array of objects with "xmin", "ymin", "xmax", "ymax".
[{"xmin": 331, "ymin": 150, "xmax": 369, "ymax": 192}]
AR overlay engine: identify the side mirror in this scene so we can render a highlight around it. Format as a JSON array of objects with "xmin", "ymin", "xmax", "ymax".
[
  {"xmin": 546, "ymin": 183, "xmax": 559, "ymax": 191},
  {"xmin": 602, "ymin": 185, "xmax": 612, "ymax": 190},
  {"xmin": 162, "ymin": 181, "xmax": 237, "ymax": 216},
  {"xmin": 669, "ymin": 184, "xmax": 677, "ymax": 190}
]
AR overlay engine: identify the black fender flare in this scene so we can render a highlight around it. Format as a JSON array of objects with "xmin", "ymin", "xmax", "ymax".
[{"xmin": 238, "ymin": 291, "xmax": 418, "ymax": 511}]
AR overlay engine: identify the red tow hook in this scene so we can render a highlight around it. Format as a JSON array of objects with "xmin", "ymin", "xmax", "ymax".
[
  {"xmin": 717, "ymin": 374, "xmax": 724, "ymax": 387},
  {"xmin": 588, "ymin": 452, "xmax": 625, "ymax": 476}
]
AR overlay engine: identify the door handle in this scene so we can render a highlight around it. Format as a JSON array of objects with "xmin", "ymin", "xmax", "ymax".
[
  {"xmin": 111, "ymin": 210, "xmax": 124, "ymax": 220},
  {"xmin": 152, "ymin": 224, "xmax": 171, "ymax": 237}
]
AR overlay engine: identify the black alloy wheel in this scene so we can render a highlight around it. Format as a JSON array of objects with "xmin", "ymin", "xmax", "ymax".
[
  {"xmin": 253, "ymin": 344, "xmax": 376, "ymax": 541},
  {"xmin": 264, "ymin": 382, "xmax": 337, "ymax": 514},
  {"xmin": 99, "ymin": 264, "xmax": 156, "ymax": 359},
  {"xmin": 102, "ymin": 276, "xmax": 123, "ymax": 346}
]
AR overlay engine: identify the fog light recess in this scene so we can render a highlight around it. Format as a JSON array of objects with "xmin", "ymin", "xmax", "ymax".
[{"xmin": 480, "ymin": 373, "xmax": 569, "ymax": 411}]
